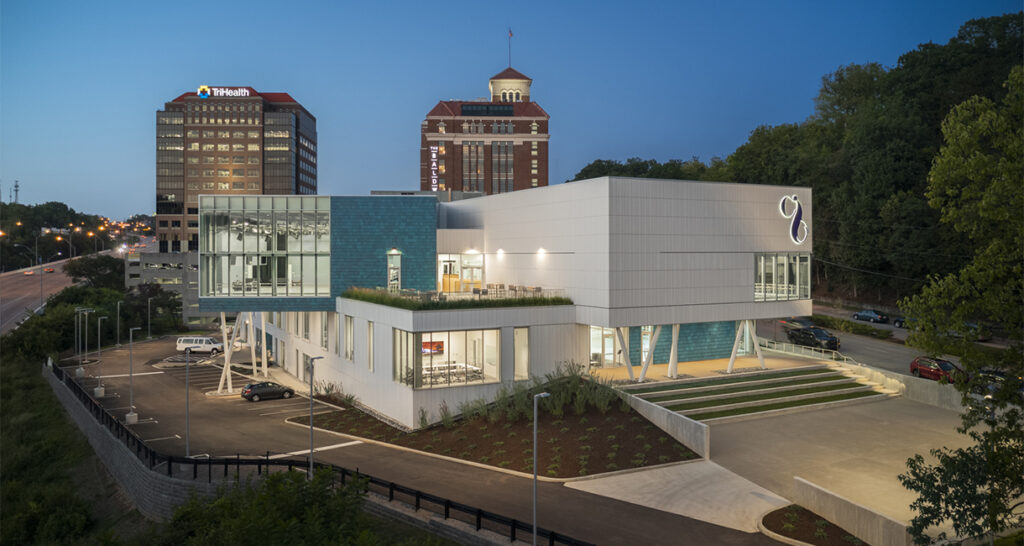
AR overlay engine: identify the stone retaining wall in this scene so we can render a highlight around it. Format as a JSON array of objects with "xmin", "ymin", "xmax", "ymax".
[{"xmin": 43, "ymin": 365, "xmax": 220, "ymax": 521}]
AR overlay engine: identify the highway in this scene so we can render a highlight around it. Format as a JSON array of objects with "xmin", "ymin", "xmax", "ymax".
[{"xmin": 0, "ymin": 261, "xmax": 77, "ymax": 335}]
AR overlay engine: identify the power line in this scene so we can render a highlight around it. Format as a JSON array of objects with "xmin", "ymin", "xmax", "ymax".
[
  {"xmin": 813, "ymin": 257, "xmax": 930, "ymax": 283},
  {"xmin": 815, "ymin": 238, "xmax": 974, "ymax": 259}
]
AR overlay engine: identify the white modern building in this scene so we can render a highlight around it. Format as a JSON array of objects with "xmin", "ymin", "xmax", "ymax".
[{"xmin": 199, "ymin": 177, "xmax": 812, "ymax": 429}]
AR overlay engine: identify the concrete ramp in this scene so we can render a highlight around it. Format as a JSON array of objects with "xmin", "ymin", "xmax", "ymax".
[{"xmin": 565, "ymin": 460, "xmax": 788, "ymax": 533}]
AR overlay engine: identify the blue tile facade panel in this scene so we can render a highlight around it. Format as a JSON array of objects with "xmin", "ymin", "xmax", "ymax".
[
  {"xmin": 628, "ymin": 321, "xmax": 738, "ymax": 364},
  {"xmin": 330, "ymin": 196, "xmax": 438, "ymax": 294},
  {"xmin": 198, "ymin": 297, "xmax": 335, "ymax": 313}
]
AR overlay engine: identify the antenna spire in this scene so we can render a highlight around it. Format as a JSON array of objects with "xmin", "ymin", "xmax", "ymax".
[{"xmin": 507, "ymin": 28, "xmax": 513, "ymax": 67}]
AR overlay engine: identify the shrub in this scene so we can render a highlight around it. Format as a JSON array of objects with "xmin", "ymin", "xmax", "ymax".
[
  {"xmin": 439, "ymin": 401, "xmax": 454, "ymax": 428},
  {"xmin": 418, "ymin": 407, "xmax": 428, "ymax": 429}
]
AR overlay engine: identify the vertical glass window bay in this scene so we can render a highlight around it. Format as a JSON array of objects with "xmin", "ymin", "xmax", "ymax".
[
  {"xmin": 754, "ymin": 252, "xmax": 811, "ymax": 302},
  {"xmin": 198, "ymin": 195, "xmax": 330, "ymax": 297},
  {"xmin": 387, "ymin": 249, "xmax": 402, "ymax": 292},
  {"xmin": 393, "ymin": 328, "xmax": 501, "ymax": 389}
]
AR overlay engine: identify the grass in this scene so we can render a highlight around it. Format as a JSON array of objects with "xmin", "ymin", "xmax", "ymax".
[
  {"xmin": 812, "ymin": 314, "xmax": 893, "ymax": 340},
  {"xmin": 625, "ymin": 368, "xmax": 833, "ymax": 394},
  {"xmin": 644, "ymin": 374, "xmax": 849, "ymax": 402},
  {"xmin": 342, "ymin": 287, "xmax": 573, "ymax": 311},
  {"xmin": 687, "ymin": 391, "xmax": 880, "ymax": 420},
  {"xmin": 666, "ymin": 383, "xmax": 865, "ymax": 412}
]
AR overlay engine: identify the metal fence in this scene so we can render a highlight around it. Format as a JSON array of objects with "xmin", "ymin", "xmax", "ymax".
[
  {"xmin": 49, "ymin": 363, "xmax": 593, "ymax": 545},
  {"xmin": 759, "ymin": 339, "xmax": 861, "ymax": 365}
]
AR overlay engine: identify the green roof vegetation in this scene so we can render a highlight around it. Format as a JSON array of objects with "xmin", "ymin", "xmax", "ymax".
[{"xmin": 342, "ymin": 288, "xmax": 572, "ymax": 311}]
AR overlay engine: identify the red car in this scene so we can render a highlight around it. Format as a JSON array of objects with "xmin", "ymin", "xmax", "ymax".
[
  {"xmin": 910, "ymin": 357, "xmax": 962, "ymax": 382},
  {"xmin": 43, "ymin": 267, "xmax": 55, "ymax": 273}
]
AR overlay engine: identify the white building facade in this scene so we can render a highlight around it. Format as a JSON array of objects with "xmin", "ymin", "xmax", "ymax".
[{"xmin": 200, "ymin": 177, "xmax": 812, "ymax": 429}]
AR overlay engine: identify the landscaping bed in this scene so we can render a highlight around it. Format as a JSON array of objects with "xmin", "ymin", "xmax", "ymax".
[
  {"xmin": 762, "ymin": 504, "xmax": 866, "ymax": 545},
  {"xmin": 294, "ymin": 376, "xmax": 700, "ymax": 478}
]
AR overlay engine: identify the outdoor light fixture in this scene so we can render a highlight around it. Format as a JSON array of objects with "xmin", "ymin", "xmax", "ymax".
[{"xmin": 496, "ymin": 248, "xmax": 505, "ymax": 259}]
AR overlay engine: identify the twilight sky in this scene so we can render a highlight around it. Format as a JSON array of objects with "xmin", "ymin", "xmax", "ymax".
[{"xmin": 0, "ymin": 0, "xmax": 1018, "ymax": 219}]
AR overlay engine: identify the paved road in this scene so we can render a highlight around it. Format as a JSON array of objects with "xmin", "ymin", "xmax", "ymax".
[
  {"xmin": 0, "ymin": 261, "xmax": 76, "ymax": 334},
  {"xmin": 66, "ymin": 337, "xmax": 779, "ymax": 545}
]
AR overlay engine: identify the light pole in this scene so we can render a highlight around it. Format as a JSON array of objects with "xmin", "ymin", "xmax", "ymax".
[
  {"xmin": 56, "ymin": 235, "xmax": 73, "ymax": 260},
  {"xmin": 533, "ymin": 391, "xmax": 550, "ymax": 546},
  {"xmin": 126, "ymin": 327, "xmax": 142, "ymax": 424},
  {"xmin": 184, "ymin": 345, "xmax": 201, "ymax": 457},
  {"xmin": 94, "ymin": 316, "xmax": 107, "ymax": 397},
  {"xmin": 74, "ymin": 307, "xmax": 93, "ymax": 377},
  {"xmin": 116, "ymin": 301, "xmax": 124, "ymax": 346},
  {"xmin": 308, "ymin": 355, "xmax": 324, "ymax": 478},
  {"xmin": 147, "ymin": 297, "xmax": 153, "ymax": 339}
]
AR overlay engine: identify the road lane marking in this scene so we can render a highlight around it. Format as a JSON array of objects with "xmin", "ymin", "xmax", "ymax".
[
  {"xmin": 145, "ymin": 434, "xmax": 181, "ymax": 442},
  {"xmin": 97, "ymin": 371, "xmax": 164, "ymax": 379},
  {"xmin": 268, "ymin": 441, "xmax": 363, "ymax": 459}
]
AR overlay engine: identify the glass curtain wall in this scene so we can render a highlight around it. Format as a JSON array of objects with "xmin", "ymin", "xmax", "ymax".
[
  {"xmin": 393, "ymin": 328, "xmax": 500, "ymax": 389},
  {"xmin": 199, "ymin": 195, "xmax": 330, "ymax": 297},
  {"xmin": 754, "ymin": 252, "xmax": 811, "ymax": 302},
  {"xmin": 589, "ymin": 326, "xmax": 624, "ymax": 368}
]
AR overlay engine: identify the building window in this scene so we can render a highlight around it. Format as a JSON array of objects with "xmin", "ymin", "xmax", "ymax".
[
  {"xmin": 531, "ymin": 141, "xmax": 538, "ymax": 156},
  {"xmin": 386, "ymin": 249, "xmax": 402, "ymax": 292},
  {"xmin": 754, "ymin": 252, "xmax": 811, "ymax": 302},
  {"xmin": 491, "ymin": 141, "xmax": 513, "ymax": 194},
  {"xmin": 530, "ymin": 122, "xmax": 538, "ymax": 135},
  {"xmin": 344, "ymin": 315, "xmax": 354, "ymax": 360},
  {"xmin": 248, "ymin": 144, "xmax": 260, "ymax": 151},
  {"xmin": 188, "ymin": 142, "xmax": 199, "ymax": 151},
  {"xmin": 393, "ymin": 328, "xmax": 500, "ymax": 389},
  {"xmin": 321, "ymin": 312, "xmax": 329, "ymax": 350},
  {"xmin": 461, "ymin": 141, "xmax": 484, "ymax": 192},
  {"xmin": 367, "ymin": 321, "xmax": 374, "ymax": 372},
  {"xmin": 514, "ymin": 327, "xmax": 529, "ymax": 380},
  {"xmin": 437, "ymin": 122, "xmax": 446, "ymax": 134},
  {"xmin": 531, "ymin": 178, "xmax": 538, "ymax": 187}
]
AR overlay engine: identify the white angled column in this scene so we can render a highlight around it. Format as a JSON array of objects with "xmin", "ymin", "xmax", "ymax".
[
  {"xmin": 668, "ymin": 324, "xmax": 680, "ymax": 378},
  {"xmin": 615, "ymin": 327, "xmax": 634, "ymax": 381}
]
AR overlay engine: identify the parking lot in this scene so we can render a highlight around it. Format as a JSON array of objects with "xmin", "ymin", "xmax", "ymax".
[{"xmin": 58, "ymin": 335, "xmax": 777, "ymax": 545}]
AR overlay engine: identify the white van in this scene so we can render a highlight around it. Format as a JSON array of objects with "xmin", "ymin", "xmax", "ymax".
[{"xmin": 176, "ymin": 336, "xmax": 224, "ymax": 355}]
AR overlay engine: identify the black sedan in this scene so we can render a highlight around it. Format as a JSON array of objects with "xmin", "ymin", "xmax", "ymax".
[
  {"xmin": 787, "ymin": 327, "xmax": 840, "ymax": 350},
  {"xmin": 241, "ymin": 381, "xmax": 294, "ymax": 402},
  {"xmin": 852, "ymin": 309, "xmax": 889, "ymax": 323}
]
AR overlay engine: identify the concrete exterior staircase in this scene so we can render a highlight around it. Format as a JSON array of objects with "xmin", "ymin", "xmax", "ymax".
[{"xmin": 621, "ymin": 365, "xmax": 897, "ymax": 423}]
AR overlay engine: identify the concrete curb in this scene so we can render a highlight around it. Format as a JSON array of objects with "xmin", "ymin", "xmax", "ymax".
[
  {"xmin": 756, "ymin": 506, "xmax": 814, "ymax": 546},
  {"xmin": 284, "ymin": 419, "xmax": 703, "ymax": 484}
]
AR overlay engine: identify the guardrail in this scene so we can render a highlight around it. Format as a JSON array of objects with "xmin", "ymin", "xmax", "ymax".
[{"xmin": 49, "ymin": 363, "xmax": 593, "ymax": 545}]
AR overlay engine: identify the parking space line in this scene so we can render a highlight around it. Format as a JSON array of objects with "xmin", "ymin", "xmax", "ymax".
[
  {"xmin": 268, "ymin": 441, "xmax": 363, "ymax": 459},
  {"xmin": 247, "ymin": 401, "xmax": 308, "ymax": 410},
  {"xmin": 145, "ymin": 434, "xmax": 181, "ymax": 442},
  {"xmin": 258, "ymin": 408, "xmax": 333, "ymax": 416},
  {"xmin": 98, "ymin": 371, "xmax": 164, "ymax": 379}
]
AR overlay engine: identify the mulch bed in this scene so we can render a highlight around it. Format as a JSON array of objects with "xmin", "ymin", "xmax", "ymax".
[
  {"xmin": 298, "ymin": 397, "xmax": 700, "ymax": 478},
  {"xmin": 762, "ymin": 504, "xmax": 868, "ymax": 546}
]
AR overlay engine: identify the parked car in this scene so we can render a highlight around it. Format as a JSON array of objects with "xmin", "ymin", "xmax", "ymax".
[
  {"xmin": 910, "ymin": 357, "xmax": 963, "ymax": 382},
  {"xmin": 787, "ymin": 327, "xmax": 840, "ymax": 350},
  {"xmin": 779, "ymin": 317, "xmax": 815, "ymax": 330},
  {"xmin": 43, "ymin": 267, "xmax": 55, "ymax": 273},
  {"xmin": 892, "ymin": 316, "xmax": 913, "ymax": 328},
  {"xmin": 241, "ymin": 381, "xmax": 294, "ymax": 402},
  {"xmin": 852, "ymin": 309, "xmax": 889, "ymax": 323},
  {"xmin": 175, "ymin": 336, "xmax": 224, "ymax": 355}
]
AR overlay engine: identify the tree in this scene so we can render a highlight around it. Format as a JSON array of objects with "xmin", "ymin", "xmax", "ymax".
[
  {"xmin": 898, "ymin": 66, "xmax": 1024, "ymax": 545},
  {"xmin": 62, "ymin": 254, "xmax": 124, "ymax": 290}
]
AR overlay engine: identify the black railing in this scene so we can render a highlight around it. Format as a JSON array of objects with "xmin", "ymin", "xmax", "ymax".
[{"xmin": 49, "ymin": 364, "xmax": 592, "ymax": 546}]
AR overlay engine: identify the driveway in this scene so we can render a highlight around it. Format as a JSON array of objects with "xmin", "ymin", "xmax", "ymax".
[{"xmin": 710, "ymin": 397, "xmax": 971, "ymax": 525}]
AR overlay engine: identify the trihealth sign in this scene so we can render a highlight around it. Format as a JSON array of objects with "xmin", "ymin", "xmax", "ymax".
[{"xmin": 197, "ymin": 86, "xmax": 252, "ymax": 98}]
